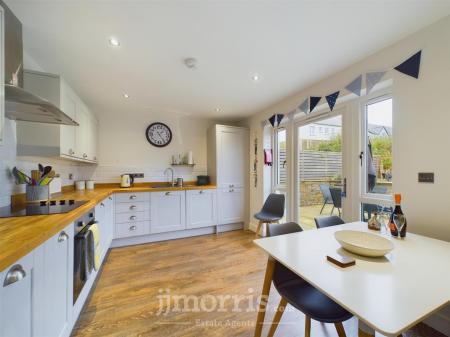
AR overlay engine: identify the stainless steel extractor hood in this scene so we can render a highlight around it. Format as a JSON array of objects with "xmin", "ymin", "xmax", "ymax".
[
  {"xmin": 5, "ymin": 84, "xmax": 78, "ymax": 125},
  {"xmin": 1, "ymin": 0, "xmax": 78, "ymax": 126}
]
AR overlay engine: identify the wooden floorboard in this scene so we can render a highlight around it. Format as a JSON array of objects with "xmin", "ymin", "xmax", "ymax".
[{"xmin": 72, "ymin": 230, "xmax": 446, "ymax": 337}]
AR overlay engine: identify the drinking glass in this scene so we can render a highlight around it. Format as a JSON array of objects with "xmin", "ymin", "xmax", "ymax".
[
  {"xmin": 378, "ymin": 208, "xmax": 390, "ymax": 234},
  {"xmin": 393, "ymin": 214, "xmax": 406, "ymax": 239}
]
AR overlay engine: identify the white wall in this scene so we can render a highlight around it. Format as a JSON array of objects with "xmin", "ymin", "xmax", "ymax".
[
  {"xmin": 80, "ymin": 111, "xmax": 216, "ymax": 184},
  {"xmin": 243, "ymin": 15, "xmax": 450, "ymax": 335},
  {"xmin": 245, "ymin": 15, "xmax": 450, "ymax": 241}
]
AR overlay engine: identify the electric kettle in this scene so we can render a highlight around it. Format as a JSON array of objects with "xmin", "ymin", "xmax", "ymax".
[{"xmin": 120, "ymin": 174, "xmax": 131, "ymax": 188}]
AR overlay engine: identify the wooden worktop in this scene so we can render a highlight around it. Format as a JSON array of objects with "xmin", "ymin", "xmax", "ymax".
[{"xmin": 0, "ymin": 183, "xmax": 216, "ymax": 272}]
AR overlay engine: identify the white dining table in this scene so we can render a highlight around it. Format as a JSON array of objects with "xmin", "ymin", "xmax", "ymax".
[{"xmin": 253, "ymin": 222, "xmax": 450, "ymax": 337}]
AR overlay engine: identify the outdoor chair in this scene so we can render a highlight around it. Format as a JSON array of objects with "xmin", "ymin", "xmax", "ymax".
[
  {"xmin": 319, "ymin": 184, "xmax": 333, "ymax": 214},
  {"xmin": 329, "ymin": 187, "xmax": 342, "ymax": 216}
]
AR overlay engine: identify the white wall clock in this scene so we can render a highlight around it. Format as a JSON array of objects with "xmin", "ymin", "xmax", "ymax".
[{"xmin": 146, "ymin": 122, "xmax": 172, "ymax": 147}]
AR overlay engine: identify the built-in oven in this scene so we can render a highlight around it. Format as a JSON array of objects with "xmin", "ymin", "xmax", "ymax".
[{"xmin": 73, "ymin": 209, "xmax": 96, "ymax": 304}]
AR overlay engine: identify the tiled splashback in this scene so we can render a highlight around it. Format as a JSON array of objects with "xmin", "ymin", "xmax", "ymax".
[
  {"xmin": 0, "ymin": 120, "xmax": 207, "ymax": 207},
  {"xmin": 80, "ymin": 165, "xmax": 207, "ymax": 184}
]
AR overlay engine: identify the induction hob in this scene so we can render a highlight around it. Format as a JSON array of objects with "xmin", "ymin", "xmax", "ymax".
[{"xmin": 0, "ymin": 200, "xmax": 88, "ymax": 218}]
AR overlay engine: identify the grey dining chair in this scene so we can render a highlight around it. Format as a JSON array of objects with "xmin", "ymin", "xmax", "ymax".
[
  {"xmin": 254, "ymin": 193, "xmax": 285, "ymax": 236},
  {"xmin": 266, "ymin": 222, "xmax": 352, "ymax": 337},
  {"xmin": 314, "ymin": 215, "xmax": 345, "ymax": 229}
]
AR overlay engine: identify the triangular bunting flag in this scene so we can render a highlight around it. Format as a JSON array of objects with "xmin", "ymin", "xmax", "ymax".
[
  {"xmin": 298, "ymin": 98, "xmax": 309, "ymax": 114},
  {"xmin": 366, "ymin": 71, "xmax": 386, "ymax": 94},
  {"xmin": 394, "ymin": 50, "xmax": 421, "ymax": 79},
  {"xmin": 276, "ymin": 114, "xmax": 284, "ymax": 126},
  {"xmin": 309, "ymin": 96, "xmax": 321, "ymax": 113},
  {"xmin": 345, "ymin": 75, "xmax": 362, "ymax": 96},
  {"xmin": 268, "ymin": 114, "xmax": 276, "ymax": 127},
  {"xmin": 325, "ymin": 91, "xmax": 340, "ymax": 111}
]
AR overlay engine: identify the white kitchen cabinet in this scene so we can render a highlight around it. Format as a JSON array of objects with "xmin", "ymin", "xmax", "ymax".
[
  {"xmin": 0, "ymin": 7, "xmax": 4, "ymax": 146},
  {"xmin": 16, "ymin": 70, "xmax": 98, "ymax": 163},
  {"xmin": 208, "ymin": 125, "xmax": 248, "ymax": 189},
  {"xmin": 150, "ymin": 191, "xmax": 186, "ymax": 233},
  {"xmin": 207, "ymin": 125, "xmax": 248, "ymax": 226},
  {"xmin": 88, "ymin": 114, "xmax": 98, "ymax": 162},
  {"xmin": 186, "ymin": 189, "xmax": 217, "ymax": 229},
  {"xmin": 34, "ymin": 223, "xmax": 74, "ymax": 337},
  {"xmin": 0, "ymin": 252, "xmax": 35, "ymax": 337},
  {"xmin": 217, "ymin": 188, "xmax": 245, "ymax": 225},
  {"xmin": 95, "ymin": 196, "xmax": 114, "ymax": 262}
]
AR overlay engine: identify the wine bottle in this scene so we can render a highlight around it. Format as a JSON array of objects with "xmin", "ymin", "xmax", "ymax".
[{"xmin": 390, "ymin": 193, "xmax": 407, "ymax": 237}]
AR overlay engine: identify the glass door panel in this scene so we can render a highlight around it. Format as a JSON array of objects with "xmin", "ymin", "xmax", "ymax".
[
  {"xmin": 296, "ymin": 115, "xmax": 343, "ymax": 229},
  {"xmin": 274, "ymin": 127, "xmax": 288, "ymax": 223}
]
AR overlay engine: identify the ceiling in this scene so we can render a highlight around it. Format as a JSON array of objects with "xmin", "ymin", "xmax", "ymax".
[{"xmin": 5, "ymin": 0, "xmax": 450, "ymax": 120}]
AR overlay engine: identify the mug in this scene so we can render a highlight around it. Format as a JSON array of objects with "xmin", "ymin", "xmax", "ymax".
[
  {"xmin": 75, "ymin": 180, "xmax": 86, "ymax": 190},
  {"xmin": 86, "ymin": 180, "xmax": 95, "ymax": 190}
]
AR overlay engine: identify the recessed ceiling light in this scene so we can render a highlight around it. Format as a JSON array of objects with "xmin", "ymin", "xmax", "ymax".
[
  {"xmin": 109, "ymin": 37, "xmax": 120, "ymax": 47},
  {"xmin": 252, "ymin": 74, "xmax": 260, "ymax": 81},
  {"xmin": 123, "ymin": 93, "xmax": 129, "ymax": 99}
]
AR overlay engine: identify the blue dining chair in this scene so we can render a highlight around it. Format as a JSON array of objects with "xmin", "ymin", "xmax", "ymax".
[{"xmin": 266, "ymin": 222, "xmax": 352, "ymax": 337}]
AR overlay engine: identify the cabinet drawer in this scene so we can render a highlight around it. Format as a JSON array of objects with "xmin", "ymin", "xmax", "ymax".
[
  {"xmin": 115, "ymin": 201, "xmax": 150, "ymax": 213},
  {"xmin": 115, "ymin": 192, "xmax": 150, "ymax": 203},
  {"xmin": 115, "ymin": 221, "xmax": 149, "ymax": 238},
  {"xmin": 116, "ymin": 211, "xmax": 149, "ymax": 224},
  {"xmin": 186, "ymin": 189, "xmax": 216, "ymax": 196}
]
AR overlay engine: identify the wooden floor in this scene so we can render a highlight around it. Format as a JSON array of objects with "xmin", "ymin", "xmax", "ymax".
[{"xmin": 72, "ymin": 230, "xmax": 445, "ymax": 337}]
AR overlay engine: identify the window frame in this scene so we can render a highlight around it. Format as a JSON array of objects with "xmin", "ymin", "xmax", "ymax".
[{"xmin": 360, "ymin": 93, "xmax": 393, "ymax": 204}]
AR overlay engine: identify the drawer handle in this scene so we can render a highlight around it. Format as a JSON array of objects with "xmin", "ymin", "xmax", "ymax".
[
  {"xmin": 199, "ymin": 190, "xmax": 204, "ymax": 194},
  {"xmin": 58, "ymin": 231, "xmax": 69, "ymax": 242},
  {"xmin": 129, "ymin": 225, "xmax": 137, "ymax": 231},
  {"xmin": 130, "ymin": 215, "xmax": 137, "ymax": 220},
  {"xmin": 100, "ymin": 202, "xmax": 105, "ymax": 207},
  {"xmin": 3, "ymin": 265, "xmax": 26, "ymax": 287},
  {"xmin": 83, "ymin": 153, "xmax": 87, "ymax": 158},
  {"xmin": 108, "ymin": 196, "xmax": 113, "ymax": 201},
  {"xmin": 229, "ymin": 184, "xmax": 234, "ymax": 188},
  {"xmin": 165, "ymin": 192, "xmax": 171, "ymax": 196},
  {"xmin": 129, "ymin": 205, "xmax": 137, "ymax": 210},
  {"xmin": 229, "ymin": 189, "xmax": 234, "ymax": 193},
  {"xmin": 130, "ymin": 195, "xmax": 137, "ymax": 200}
]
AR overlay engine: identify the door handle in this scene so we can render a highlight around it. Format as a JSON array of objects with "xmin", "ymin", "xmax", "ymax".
[
  {"xmin": 199, "ymin": 190, "xmax": 204, "ymax": 194},
  {"xmin": 129, "ymin": 225, "xmax": 137, "ymax": 231},
  {"xmin": 342, "ymin": 178, "xmax": 347, "ymax": 198},
  {"xmin": 359, "ymin": 151, "xmax": 364, "ymax": 166},
  {"xmin": 129, "ymin": 205, "xmax": 137, "ymax": 210},
  {"xmin": 3, "ymin": 265, "xmax": 26, "ymax": 287},
  {"xmin": 58, "ymin": 231, "xmax": 69, "ymax": 242},
  {"xmin": 229, "ymin": 189, "xmax": 234, "ymax": 193},
  {"xmin": 130, "ymin": 195, "xmax": 137, "ymax": 200},
  {"xmin": 130, "ymin": 215, "xmax": 137, "ymax": 220},
  {"xmin": 165, "ymin": 192, "xmax": 171, "ymax": 196}
]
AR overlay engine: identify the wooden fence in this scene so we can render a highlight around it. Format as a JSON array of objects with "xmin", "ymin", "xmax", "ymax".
[
  {"xmin": 277, "ymin": 150, "xmax": 342, "ymax": 184},
  {"xmin": 299, "ymin": 151, "xmax": 342, "ymax": 180}
]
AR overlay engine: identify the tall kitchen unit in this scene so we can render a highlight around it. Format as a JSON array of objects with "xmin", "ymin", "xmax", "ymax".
[{"xmin": 207, "ymin": 125, "xmax": 249, "ymax": 228}]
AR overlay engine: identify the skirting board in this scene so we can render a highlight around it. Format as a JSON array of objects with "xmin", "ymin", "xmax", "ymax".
[{"xmin": 111, "ymin": 223, "xmax": 244, "ymax": 248}]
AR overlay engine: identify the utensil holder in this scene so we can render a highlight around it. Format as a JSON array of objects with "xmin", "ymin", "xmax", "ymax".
[{"xmin": 26, "ymin": 185, "xmax": 50, "ymax": 202}]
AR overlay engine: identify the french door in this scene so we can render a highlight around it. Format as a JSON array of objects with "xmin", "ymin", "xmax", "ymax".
[
  {"xmin": 273, "ymin": 127, "xmax": 289, "ymax": 222},
  {"xmin": 293, "ymin": 108, "xmax": 355, "ymax": 229}
]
